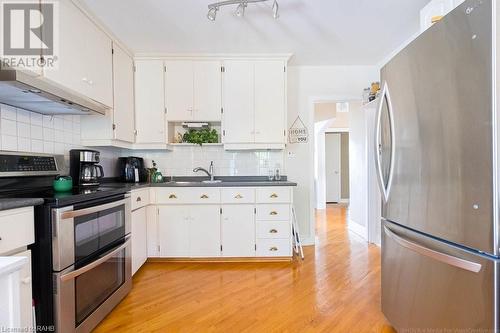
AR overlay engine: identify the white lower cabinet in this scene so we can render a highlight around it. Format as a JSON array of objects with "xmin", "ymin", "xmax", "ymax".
[
  {"xmin": 0, "ymin": 207, "xmax": 35, "ymax": 330},
  {"xmin": 221, "ymin": 205, "xmax": 255, "ymax": 257},
  {"xmin": 150, "ymin": 186, "xmax": 294, "ymax": 259},
  {"xmin": 158, "ymin": 206, "xmax": 190, "ymax": 257},
  {"xmin": 189, "ymin": 206, "xmax": 221, "ymax": 257},
  {"xmin": 158, "ymin": 205, "xmax": 221, "ymax": 258},
  {"xmin": 13, "ymin": 250, "xmax": 33, "ymax": 330},
  {"xmin": 131, "ymin": 207, "xmax": 148, "ymax": 275}
]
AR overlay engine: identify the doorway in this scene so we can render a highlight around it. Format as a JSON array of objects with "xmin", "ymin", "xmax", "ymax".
[{"xmin": 325, "ymin": 133, "xmax": 341, "ymax": 203}]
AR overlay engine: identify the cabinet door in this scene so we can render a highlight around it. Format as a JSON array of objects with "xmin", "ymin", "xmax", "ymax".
[
  {"xmin": 221, "ymin": 205, "xmax": 255, "ymax": 257},
  {"xmin": 194, "ymin": 61, "xmax": 222, "ymax": 121},
  {"xmin": 83, "ymin": 17, "xmax": 113, "ymax": 107},
  {"xmin": 254, "ymin": 61, "xmax": 285, "ymax": 144},
  {"xmin": 134, "ymin": 60, "xmax": 166, "ymax": 143},
  {"xmin": 43, "ymin": 0, "xmax": 88, "ymax": 98},
  {"xmin": 131, "ymin": 207, "xmax": 147, "ymax": 275},
  {"xmin": 189, "ymin": 206, "xmax": 221, "ymax": 257},
  {"xmin": 158, "ymin": 206, "xmax": 189, "ymax": 257},
  {"xmin": 112, "ymin": 45, "xmax": 135, "ymax": 142},
  {"xmin": 13, "ymin": 250, "xmax": 32, "ymax": 330},
  {"xmin": 222, "ymin": 61, "xmax": 254, "ymax": 144},
  {"xmin": 165, "ymin": 60, "xmax": 194, "ymax": 121}
]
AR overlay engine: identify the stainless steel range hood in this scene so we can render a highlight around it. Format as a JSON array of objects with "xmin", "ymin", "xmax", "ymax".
[{"xmin": 0, "ymin": 68, "xmax": 109, "ymax": 115}]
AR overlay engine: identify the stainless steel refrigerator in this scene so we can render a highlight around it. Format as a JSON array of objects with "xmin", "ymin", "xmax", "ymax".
[{"xmin": 376, "ymin": 0, "xmax": 500, "ymax": 330}]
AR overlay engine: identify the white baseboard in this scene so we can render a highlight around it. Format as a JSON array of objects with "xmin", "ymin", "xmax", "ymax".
[
  {"xmin": 348, "ymin": 220, "xmax": 367, "ymax": 241},
  {"xmin": 300, "ymin": 236, "xmax": 315, "ymax": 246}
]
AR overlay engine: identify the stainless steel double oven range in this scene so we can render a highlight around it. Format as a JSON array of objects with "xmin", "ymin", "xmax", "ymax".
[{"xmin": 0, "ymin": 152, "xmax": 131, "ymax": 332}]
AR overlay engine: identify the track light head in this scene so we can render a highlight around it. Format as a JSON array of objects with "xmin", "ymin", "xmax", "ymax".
[
  {"xmin": 272, "ymin": 0, "xmax": 279, "ymax": 19},
  {"xmin": 207, "ymin": 6, "xmax": 218, "ymax": 21},
  {"xmin": 235, "ymin": 2, "xmax": 247, "ymax": 17}
]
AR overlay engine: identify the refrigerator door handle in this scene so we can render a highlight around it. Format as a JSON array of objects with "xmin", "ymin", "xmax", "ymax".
[
  {"xmin": 375, "ymin": 82, "xmax": 396, "ymax": 202},
  {"xmin": 383, "ymin": 226, "xmax": 482, "ymax": 273}
]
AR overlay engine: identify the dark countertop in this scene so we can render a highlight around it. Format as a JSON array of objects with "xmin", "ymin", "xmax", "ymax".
[
  {"xmin": 0, "ymin": 198, "xmax": 44, "ymax": 211},
  {"xmin": 101, "ymin": 176, "xmax": 297, "ymax": 190}
]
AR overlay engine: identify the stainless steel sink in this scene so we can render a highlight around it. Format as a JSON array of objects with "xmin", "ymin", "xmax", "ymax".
[{"xmin": 167, "ymin": 180, "xmax": 222, "ymax": 185}]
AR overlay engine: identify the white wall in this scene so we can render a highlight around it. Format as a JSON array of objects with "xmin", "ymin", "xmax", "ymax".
[{"xmin": 286, "ymin": 66, "xmax": 379, "ymax": 244}]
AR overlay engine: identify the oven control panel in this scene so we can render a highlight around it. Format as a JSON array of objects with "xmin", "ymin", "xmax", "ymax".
[{"xmin": 0, "ymin": 154, "xmax": 59, "ymax": 175}]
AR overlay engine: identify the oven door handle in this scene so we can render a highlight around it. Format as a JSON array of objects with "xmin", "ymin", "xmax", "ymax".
[
  {"xmin": 60, "ymin": 198, "xmax": 129, "ymax": 219},
  {"xmin": 60, "ymin": 235, "xmax": 131, "ymax": 282}
]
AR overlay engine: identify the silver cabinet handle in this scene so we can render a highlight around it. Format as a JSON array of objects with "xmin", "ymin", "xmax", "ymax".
[
  {"xmin": 383, "ymin": 226, "xmax": 482, "ymax": 273},
  {"xmin": 136, "ymin": 197, "xmax": 142, "ymax": 202},
  {"xmin": 269, "ymin": 247, "xmax": 278, "ymax": 251},
  {"xmin": 269, "ymin": 229, "xmax": 278, "ymax": 234},
  {"xmin": 60, "ymin": 235, "xmax": 131, "ymax": 282},
  {"xmin": 60, "ymin": 198, "xmax": 129, "ymax": 219}
]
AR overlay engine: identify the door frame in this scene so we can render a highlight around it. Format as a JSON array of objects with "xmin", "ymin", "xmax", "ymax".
[{"xmin": 309, "ymin": 95, "xmax": 359, "ymax": 244}]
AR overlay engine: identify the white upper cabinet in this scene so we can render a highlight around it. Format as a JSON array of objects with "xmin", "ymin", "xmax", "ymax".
[
  {"xmin": 165, "ymin": 60, "xmax": 193, "ymax": 121},
  {"xmin": 165, "ymin": 60, "xmax": 222, "ymax": 122},
  {"xmin": 254, "ymin": 61, "xmax": 286, "ymax": 144},
  {"xmin": 43, "ymin": 0, "xmax": 113, "ymax": 107},
  {"xmin": 80, "ymin": 44, "xmax": 135, "ymax": 145},
  {"xmin": 112, "ymin": 44, "xmax": 135, "ymax": 143},
  {"xmin": 193, "ymin": 61, "xmax": 222, "ymax": 121},
  {"xmin": 134, "ymin": 60, "xmax": 166, "ymax": 143},
  {"xmin": 223, "ymin": 60, "xmax": 286, "ymax": 148},
  {"xmin": 223, "ymin": 60, "xmax": 255, "ymax": 144}
]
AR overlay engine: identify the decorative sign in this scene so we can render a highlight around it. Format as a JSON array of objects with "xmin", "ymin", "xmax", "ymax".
[{"xmin": 288, "ymin": 116, "xmax": 308, "ymax": 144}]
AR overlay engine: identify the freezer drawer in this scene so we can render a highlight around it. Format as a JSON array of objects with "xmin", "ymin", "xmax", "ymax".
[{"xmin": 382, "ymin": 221, "xmax": 497, "ymax": 331}]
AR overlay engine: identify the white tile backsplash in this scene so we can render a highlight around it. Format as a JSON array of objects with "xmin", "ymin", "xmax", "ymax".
[
  {"xmin": 1, "ymin": 105, "xmax": 17, "ymax": 120},
  {"xmin": 133, "ymin": 146, "xmax": 285, "ymax": 177}
]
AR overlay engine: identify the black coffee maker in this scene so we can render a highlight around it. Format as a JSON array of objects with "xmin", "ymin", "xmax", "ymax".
[
  {"xmin": 70, "ymin": 149, "xmax": 104, "ymax": 186},
  {"xmin": 118, "ymin": 157, "xmax": 146, "ymax": 183}
]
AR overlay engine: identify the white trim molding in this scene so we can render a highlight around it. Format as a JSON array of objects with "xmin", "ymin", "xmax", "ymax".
[{"xmin": 348, "ymin": 220, "xmax": 368, "ymax": 241}]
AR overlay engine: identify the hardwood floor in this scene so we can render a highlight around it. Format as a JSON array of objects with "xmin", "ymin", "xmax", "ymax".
[{"xmin": 94, "ymin": 204, "xmax": 396, "ymax": 332}]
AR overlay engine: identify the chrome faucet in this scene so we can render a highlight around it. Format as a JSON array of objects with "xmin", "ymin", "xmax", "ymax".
[{"xmin": 193, "ymin": 161, "xmax": 214, "ymax": 181}]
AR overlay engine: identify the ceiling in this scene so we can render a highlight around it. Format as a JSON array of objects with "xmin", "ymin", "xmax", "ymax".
[{"xmin": 80, "ymin": 0, "xmax": 430, "ymax": 65}]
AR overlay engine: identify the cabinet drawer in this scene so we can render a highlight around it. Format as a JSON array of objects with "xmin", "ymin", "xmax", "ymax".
[
  {"xmin": 256, "ymin": 221, "xmax": 291, "ymax": 239},
  {"xmin": 0, "ymin": 207, "xmax": 34, "ymax": 255},
  {"xmin": 221, "ymin": 188, "xmax": 255, "ymax": 204},
  {"xmin": 155, "ymin": 187, "xmax": 220, "ymax": 204},
  {"xmin": 256, "ymin": 238, "xmax": 291, "ymax": 257},
  {"xmin": 131, "ymin": 188, "xmax": 150, "ymax": 210},
  {"xmin": 256, "ymin": 204, "xmax": 290, "ymax": 221},
  {"xmin": 256, "ymin": 187, "xmax": 291, "ymax": 203}
]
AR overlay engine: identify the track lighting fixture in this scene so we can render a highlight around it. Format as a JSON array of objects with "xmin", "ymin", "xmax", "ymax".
[
  {"xmin": 207, "ymin": 6, "xmax": 218, "ymax": 21},
  {"xmin": 207, "ymin": 0, "xmax": 279, "ymax": 21}
]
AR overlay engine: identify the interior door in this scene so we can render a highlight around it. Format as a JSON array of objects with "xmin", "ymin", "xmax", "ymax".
[
  {"xmin": 380, "ymin": 0, "xmax": 494, "ymax": 254},
  {"xmin": 158, "ymin": 206, "xmax": 189, "ymax": 257},
  {"xmin": 194, "ymin": 61, "xmax": 222, "ymax": 121},
  {"xmin": 221, "ymin": 205, "xmax": 255, "ymax": 257},
  {"xmin": 189, "ymin": 206, "xmax": 220, "ymax": 257},
  {"xmin": 165, "ymin": 60, "xmax": 194, "ymax": 121},
  {"xmin": 134, "ymin": 60, "xmax": 165, "ymax": 143},
  {"xmin": 382, "ymin": 220, "xmax": 495, "ymax": 331},
  {"xmin": 223, "ymin": 61, "xmax": 254, "ymax": 144},
  {"xmin": 325, "ymin": 133, "xmax": 341, "ymax": 203},
  {"xmin": 112, "ymin": 44, "xmax": 135, "ymax": 143},
  {"xmin": 254, "ymin": 61, "xmax": 285, "ymax": 143}
]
